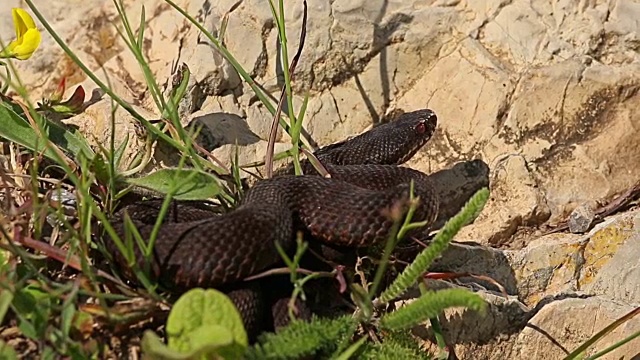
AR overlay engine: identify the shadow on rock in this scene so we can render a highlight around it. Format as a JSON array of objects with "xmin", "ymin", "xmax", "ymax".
[
  {"xmin": 402, "ymin": 286, "xmax": 533, "ymax": 347},
  {"xmin": 431, "ymin": 242, "xmax": 519, "ymax": 296},
  {"xmin": 187, "ymin": 112, "xmax": 262, "ymax": 151}
]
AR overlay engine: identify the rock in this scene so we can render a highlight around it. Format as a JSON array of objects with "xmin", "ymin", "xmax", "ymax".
[
  {"xmin": 62, "ymin": 95, "xmax": 155, "ymax": 173},
  {"xmin": 178, "ymin": 10, "xmax": 242, "ymax": 98},
  {"xmin": 585, "ymin": 238, "xmax": 640, "ymax": 305},
  {"xmin": 504, "ymin": 233, "xmax": 584, "ymax": 305},
  {"xmin": 568, "ymin": 202, "xmax": 597, "ymax": 233},
  {"xmin": 406, "ymin": 289, "xmax": 533, "ymax": 356},
  {"xmin": 454, "ymin": 155, "xmax": 550, "ymax": 245},
  {"xmin": 411, "ymin": 208, "xmax": 640, "ymax": 358},
  {"xmin": 582, "ymin": 213, "xmax": 640, "ymax": 304},
  {"xmin": 510, "ymin": 296, "xmax": 640, "ymax": 360},
  {"xmin": 503, "ymin": 209, "xmax": 640, "ymax": 305},
  {"xmin": 431, "ymin": 242, "xmax": 520, "ymax": 296},
  {"xmin": 425, "ymin": 294, "xmax": 640, "ymax": 360},
  {"xmin": 186, "ymin": 111, "xmax": 261, "ymax": 151}
]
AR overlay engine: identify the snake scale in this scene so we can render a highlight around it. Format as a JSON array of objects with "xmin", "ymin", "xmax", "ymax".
[{"xmin": 104, "ymin": 109, "xmax": 447, "ymax": 334}]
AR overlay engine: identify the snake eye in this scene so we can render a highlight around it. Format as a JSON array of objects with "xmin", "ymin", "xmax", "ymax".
[{"xmin": 415, "ymin": 121, "xmax": 427, "ymax": 134}]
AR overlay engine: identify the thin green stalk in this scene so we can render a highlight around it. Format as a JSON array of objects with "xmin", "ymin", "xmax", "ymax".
[
  {"xmin": 277, "ymin": 235, "xmax": 309, "ymax": 284},
  {"xmin": 368, "ymin": 180, "xmax": 424, "ymax": 303},
  {"xmin": 24, "ymin": 0, "xmax": 227, "ymax": 176},
  {"xmin": 163, "ymin": 0, "xmax": 315, "ymax": 151},
  {"xmin": 264, "ymin": 0, "xmax": 309, "ymax": 177},
  {"xmin": 144, "ymin": 159, "xmax": 197, "ymax": 256},
  {"xmin": 564, "ymin": 306, "xmax": 640, "ymax": 360},
  {"xmin": 268, "ymin": 0, "xmax": 298, "ymax": 163},
  {"xmin": 164, "ymin": 0, "xmax": 279, "ymax": 119},
  {"xmin": 90, "ymin": 201, "xmax": 132, "ymax": 263},
  {"xmin": 333, "ymin": 337, "xmax": 368, "ymax": 360},
  {"xmin": 72, "ymin": 155, "xmax": 110, "ymax": 309},
  {"xmin": 274, "ymin": 236, "xmax": 335, "ymax": 321},
  {"xmin": 106, "ymin": 69, "xmax": 121, "ymax": 211},
  {"xmin": 116, "ymin": 213, "xmax": 163, "ymax": 299},
  {"xmin": 112, "ymin": 0, "xmax": 203, "ymax": 171},
  {"xmin": 584, "ymin": 330, "xmax": 640, "ymax": 360},
  {"xmin": 291, "ymin": 93, "xmax": 309, "ymax": 175},
  {"xmin": 272, "ymin": 0, "xmax": 296, "ymax": 122},
  {"xmin": 366, "ymin": 213, "xmax": 403, "ymax": 306},
  {"xmin": 376, "ymin": 188, "xmax": 490, "ymax": 306},
  {"xmin": 112, "ymin": 0, "xmax": 168, "ymax": 116},
  {"xmin": 419, "ymin": 282, "xmax": 448, "ymax": 357}
]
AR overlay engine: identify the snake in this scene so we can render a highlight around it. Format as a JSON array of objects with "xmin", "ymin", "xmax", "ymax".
[{"xmin": 103, "ymin": 109, "xmax": 447, "ymax": 335}]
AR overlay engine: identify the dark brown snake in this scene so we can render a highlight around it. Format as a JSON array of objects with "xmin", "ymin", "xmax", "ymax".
[{"xmin": 103, "ymin": 109, "xmax": 489, "ymax": 337}]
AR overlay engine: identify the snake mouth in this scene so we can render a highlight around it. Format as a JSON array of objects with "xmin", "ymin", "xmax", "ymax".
[{"xmin": 396, "ymin": 140, "xmax": 431, "ymax": 164}]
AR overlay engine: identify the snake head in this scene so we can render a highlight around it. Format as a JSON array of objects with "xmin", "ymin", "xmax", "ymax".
[{"xmin": 388, "ymin": 108, "xmax": 438, "ymax": 164}]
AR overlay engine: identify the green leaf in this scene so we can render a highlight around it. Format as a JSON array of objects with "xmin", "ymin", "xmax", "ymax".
[
  {"xmin": 126, "ymin": 168, "xmax": 223, "ymax": 200},
  {"xmin": 349, "ymin": 284, "xmax": 372, "ymax": 320},
  {"xmin": 16, "ymin": 319, "xmax": 38, "ymax": 341},
  {"xmin": 166, "ymin": 288, "xmax": 247, "ymax": 355},
  {"xmin": 0, "ymin": 99, "xmax": 95, "ymax": 162},
  {"xmin": 72, "ymin": 311, "xmax": 94, "ymax": 337},
  {"xmin": 0, "ymin": 340, "xmax": 18, "ymax": 360},
  {"xmin": 89, "ymin": 153, "xmax": 111, "ymax": 184},
  {"xmin": 161, "ymin": 64, "xmax": 191, "ymax": 120},
  {"xmin": 356, "ymin": 332, "xmax": 432, "ymax": 360},
  {"xmin": 12, "ymin": 284, "xmax": 55, "ymax": 340},
  {"xmin": 142, "ymin": 331, "xmax": 192, "ymax": 360},
  {"xmin": 60, "ymin": 302, "xmax": 76, "ymax": 338},
  {"xmin": 0, "ymin": 287, "xmax": 13, "ymax": 324},
  {"xmin": 332, "ymin": 336, "xmax": 367, "ymax": 360},
  {"xmin": 141, "ymin": 327, "xmax": 236, "ymax": 360},
  {"xmin": 380, "ymin": 288, "xmax": 487, "ymax": 331},
  {"xmin": 113, "ymin": 132, "xmax": 130, "ymax": 168},
  {"xmin": 377, "ymin": 188, "xmax": 490, "ymax": 304},
  {"xmin": 247, "ymin": 316, "xmax": 358, "ymax": 359}
]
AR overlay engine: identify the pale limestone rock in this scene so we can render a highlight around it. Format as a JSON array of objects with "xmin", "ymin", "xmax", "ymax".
[
  {"xmin": 303, "ymin": 91, "xmax": 345, "ymax": 144},
  {"xmin": 398, "ymin": 37, "xmax": 513, "ymax": 161},
  {"xmin": 511, "ymin": 296, "xmax": 640, "ymax": 360},
  {"xmin": 245, "ymin": 101, "xmax": 283, "ymax": 142},
  {"xmin": 62, "ymin": 96, "xmax": 155, "ymax": 172},
  {"xmin": 455, "ymin": 155, "xmax": 550, "ymax": 245},
  {"xmin": 180, "ymin": 8, "xmax": 242, "ymax": 97},
  {"xmin": 420, "ymin": 294, "xmax": 640, "ymax": 360},
  {"xmin": 505, "ymin": 233, "xmax": 583, "ymax": 305},
  {"xmin": 585, "ymin": 213, "xmax": 640, "ymax": 304},
  {"xmin": 211, "ymin": 140, "xmax": 290, "ymax": 176},
  {"xmin": 505, "ymin": 209, "xmax": 640, "ymax": 305}
]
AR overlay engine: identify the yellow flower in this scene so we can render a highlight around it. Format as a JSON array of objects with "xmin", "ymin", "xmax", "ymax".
[{"xmin": 0, "ymin": 8, "xmax": 41, "ymax": 60}]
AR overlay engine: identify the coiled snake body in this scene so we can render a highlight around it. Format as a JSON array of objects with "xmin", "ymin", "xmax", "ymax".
[{"xmin": 105, "ymin": 109, "xmax": 441, "ymax": 331}]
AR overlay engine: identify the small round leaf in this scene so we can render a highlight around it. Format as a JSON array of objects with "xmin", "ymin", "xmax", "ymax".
[{"xmin": 166, "ymin": 288, "xmax": 248, "ymax": 353}]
